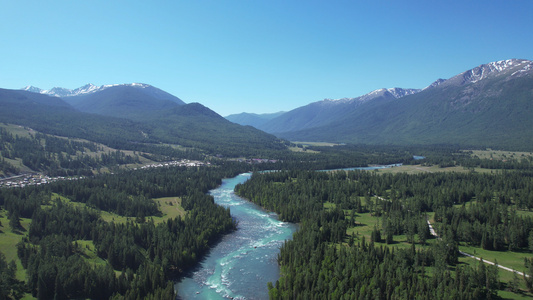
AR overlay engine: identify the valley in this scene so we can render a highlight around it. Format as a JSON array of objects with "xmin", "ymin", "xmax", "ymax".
[{"xmin": 1, "ymin": 58, "xmax": 533, "ymax": 299}]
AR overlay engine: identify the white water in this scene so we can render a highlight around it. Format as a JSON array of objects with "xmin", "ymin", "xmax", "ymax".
[{"xmin": 176, "ymin": 173, "xmax": 298, "ymax": 299}]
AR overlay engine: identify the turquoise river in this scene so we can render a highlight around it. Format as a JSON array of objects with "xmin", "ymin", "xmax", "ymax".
[{"xmin": 176, "ymin": 173, "xmax": 298, "ymax": 299}]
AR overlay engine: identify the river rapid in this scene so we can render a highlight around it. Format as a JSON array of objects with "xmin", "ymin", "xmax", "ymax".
[{"xmin": 176, "ymin": 173, "xmax": 298, "ymax": 299}]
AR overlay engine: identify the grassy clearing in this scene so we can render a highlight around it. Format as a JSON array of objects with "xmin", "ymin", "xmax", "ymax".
[
  {"xmin": 341, "ymin": 198, "xmax": 438, "ymax": 251},
  {"xmin": 458, "ymin": 244, "xmax": 533, "ymax": 275},
  {"xmin": 347, "ymin": 212, "xmax": 378, "ymax": 240},
  {"xmin": 0, "ymin": 214, "xmax": 30, "ymax": 261},
  {"xmin": 76, "ymin": 240, "xmax": 107, "ymax": 267},
  {"xmin": 0, "ymin": 212, "xmax": 31, "ymax": 281},
  {"xmin": 498, "ymin": 290, "xmax": 533, "ymax": 300},
  {"xmin": 99, "ymin": 211, "xmax": 131, "ymax": 224},
  {"xmin": 48, "ymin": 193, "xmax": 186, "ymax": 225},
  {"xmin": 458, "ymin": 255, "xmax": 533, "ymax": 298},
  {"xmin": 99, "ymin": 197, "xmax": 186, "ymax": 225},
  {"xmin": 292, "ymin": 141, "xmax": 341, "ymax": 147},
  {"xmin": 375, "ymin": 164, "xmax": 495, "ymax": 174},
  {"xmin": 347, "ymin": 211, "xmax": 438, "ymax": 249},
  {"xmin": 0, "ymin": 123, "xmax": 35, "ymax": 138},
  {"xmin": 0, "ymin": 157, "xmax": 33, "ymax": 174},
  {"xmin": 340, "ymin": 199, "xmax": 533, "ymax": 298},
  {"xmin": 288, "ymin": 141, "xmax": 329, "ymax": 153},
  {"xmin": 323, "ymin": 201, "xmax": 336, "ymax": 210},
  {"xmin": 49, "ymin": 193, "xmax": 129, "ymax": 224},
  {"xmin": 288, "ymin": 146, "xmax": 320, "ymax": 153},
  {"xmin": 151, "ymin": 196, "xmax": 186, "ymax": 224},
  {"xmin": 467, "ymin": 149, "xmax": 533, "ymax": 160}
]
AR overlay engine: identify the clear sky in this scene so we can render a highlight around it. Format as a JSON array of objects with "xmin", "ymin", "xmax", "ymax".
[{"xmin": 1, "ymin": 1, "xmax": 532, "ymax": 116}]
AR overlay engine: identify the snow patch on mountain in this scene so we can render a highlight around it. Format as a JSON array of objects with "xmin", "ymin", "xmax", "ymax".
[
  {"xmin": 465, "ymin": 59, "xmax": 522, "ymax": 83},
  {"xmin": 386, "ymin": 88, "xmax": 421, "ymax": 98},
  {"xmin": 323, "ymin": 88, "xmax": 420, "ymax": 105},
  {"xmin": 21, "ymin": 86, "xmax": 44, "ymax": 93},
  {"xmin": 426, "ymin": 59, "xmax": 533, "ymax": 88}
]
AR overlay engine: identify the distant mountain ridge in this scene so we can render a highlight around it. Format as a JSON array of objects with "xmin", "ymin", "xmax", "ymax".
[
  {"xmin": 272, "ymin": 59, "xmax": 533, "ymax": 150},
  {"xmin": 225, "ymin": 111, "xmax": 286, "ymax": 128},
  {"xmin": 22, "ymin": 83, "xmax": 186, "ymax": 105},
  {"xmin": 11, "ymin": 58, "xmax": 533, "ymax": 152},
  {"xmin": 21, "ymin": 83, "xmax": 187, "ymax": 119},
  {"xmin": 255, "ymin": 87, "xmax": 420, "ymax": 134}
]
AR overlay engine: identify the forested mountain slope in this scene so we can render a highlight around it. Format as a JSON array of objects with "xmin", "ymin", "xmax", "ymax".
[
  {"xmin": 0, "ymin": 87, "xmax": 287, "ymax": 157},
  {"xmin": 271, "ymin": 59, "xmax": 533, "ymax": 150}
]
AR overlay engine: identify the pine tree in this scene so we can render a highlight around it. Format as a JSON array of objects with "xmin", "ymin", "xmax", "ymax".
[{"xmin": 9, "ymin": 210, "xmax": 22, "ymax": 231}]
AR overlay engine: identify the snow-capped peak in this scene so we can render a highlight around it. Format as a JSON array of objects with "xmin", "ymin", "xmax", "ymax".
[
  {"xmin": 425, "ymin": 59, "xmax": 533, "ymax": 89},
  {"xmin": 384, "ymin": 87, "xmax": 421, "ymax": 99},
  {"xmin": 22, "ymin": 86, "xmax": 44, "ymax": 93},
  {"xmin": 360, "ymin": 87, "xmax": 420, "ymax": 101},
  {"xmin": 20, "ymin": 83, "xmax": 152, "ymax": 97},
  {"xmin": 322, "ymin": 88, "xmax": 421, "ymax": 105},
  {"xmin": 72, "ymin": 83, "xmax": 99, "ymax": 95},
  {"xmin": 462, "ymin": 59, "xmax": 525, "ymax": 84}
]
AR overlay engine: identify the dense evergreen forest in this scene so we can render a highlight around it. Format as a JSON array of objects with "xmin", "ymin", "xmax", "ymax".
[
  {"xmin": 0, "ymin": 127, "xmax": 141, "ymax": 176},
  {"xmin": 235, "ymin": 167, "xmax": 533, "ymax": 299},
  {"xmin": 0, "ymin": 162, "xmax": 249, "ymax": 299},
  {"xmin": 3, "ymin": 123, "xmax": 533, "ymax": 300}
]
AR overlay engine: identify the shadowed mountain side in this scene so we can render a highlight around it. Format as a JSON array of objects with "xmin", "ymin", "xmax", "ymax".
[
  {"xmin": 0, "ymin": 89, "xmax": 150, "ymax": 148},
  {"xmin": 276, "ymin": 73, "xmax": 533, "ymax": 150},
  {"xmin": 225, "ymin": 111, "xmax": 286, "ymax": 128},
  {"xmin": 0, "ymin": 88, "xmax": 287, "ymax": 156},
  {"xmin": 135, "ymin": 103, "xmax": 288, "ymax": 155}
]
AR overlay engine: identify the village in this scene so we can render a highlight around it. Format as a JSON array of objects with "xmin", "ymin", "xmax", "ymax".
[
  {"xmin": 0, "ymin": 173, "xmax": 82, "ymax": 188},
  {"xmin": 134, "ymin": 159, "xmax": 208, "ymax": 170},
  {"xmin": 0, "ymin": 159, "xmax": 208, "ymax": 188}
]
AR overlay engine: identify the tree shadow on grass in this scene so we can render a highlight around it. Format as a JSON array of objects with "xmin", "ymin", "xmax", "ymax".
[{"xmin": 11, "ymin": 226, "xmax": 26, "ymax": 235}]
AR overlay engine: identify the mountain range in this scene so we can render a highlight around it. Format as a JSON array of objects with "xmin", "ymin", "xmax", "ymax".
[
  {"xmin": 3, "ymin": 58, "xmax": 532, "ymax": 155},
  {"xmin": 22, "ymin": 83, "xmax": 184, "ymax": 104},
  {"xmin": 22, "ymin": 83, "xmax": 186, "ymax": 119},
  {"xmin": 1, "ymin": 84, "xmax": 285, "ymax": 157},
  {"xmin": 227, "ymin": 59, "xmax": 533, "ymax": 150}
]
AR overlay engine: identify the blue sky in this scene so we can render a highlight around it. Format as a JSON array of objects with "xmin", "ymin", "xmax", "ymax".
[{"xmin": 1, "ymin": 1, "xmax": 532, "ymax": 116}]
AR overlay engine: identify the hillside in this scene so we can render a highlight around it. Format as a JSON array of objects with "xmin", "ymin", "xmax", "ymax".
[
  {"xmin": 0, "ymin": 88, "xmax": 149, "ymax": 148},
  {"xmin": 1, "ymin": 86, "xmax": 287, "ymax": 159},
  {"xmin": 134, "ymin": 103, "xmax": 288, "ymax": 155}
]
